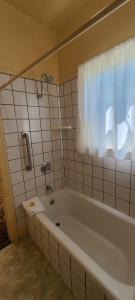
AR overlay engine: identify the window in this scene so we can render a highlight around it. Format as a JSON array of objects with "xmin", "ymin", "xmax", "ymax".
[{"xmin": 77, "ymin": 37, "xmax": 135, "ymax": 160}]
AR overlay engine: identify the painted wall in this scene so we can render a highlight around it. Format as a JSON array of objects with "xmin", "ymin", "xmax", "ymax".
[
  {"xmin": 58, "ymin": 0, "xmax": 135, "ymax": 83},
  {"xmin": 0, "ymin": 0, "xmax": 59, "ymax": 83}
]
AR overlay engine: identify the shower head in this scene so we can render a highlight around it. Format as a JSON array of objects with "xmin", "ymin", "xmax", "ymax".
[
  {"xmin": 41, "ymin": 73, "xmax": 53, "ymax": 84},
  {"xmin": 37, "ymin": 73, "xmax": 54, "ymax": 99}
]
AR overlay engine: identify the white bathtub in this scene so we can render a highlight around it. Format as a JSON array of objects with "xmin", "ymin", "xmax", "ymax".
[{"xmin": 26, "ymin": 188, "xmax": 135, "ymax": 300}]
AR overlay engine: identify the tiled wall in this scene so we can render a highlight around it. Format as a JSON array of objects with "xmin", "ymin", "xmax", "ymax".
[
  {"xmin": 60, "ymin": 78, "xmax": 135, "ymax": 219},
  {"xmin": 0, "ymin": 72, "xmax": 63, "ymax": 236},
  {"xmin": 1, "ymin": 71, "xmax": 135, "ymax": 238},
  {"xmin": 26, "ymin": 213, "xmax": 112, "ymax": 300}
]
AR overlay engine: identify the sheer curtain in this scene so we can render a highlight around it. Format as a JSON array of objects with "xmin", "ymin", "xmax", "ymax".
[{"xmin": 77, "ymin": 37, "xmax": 135, "ymax": 160}]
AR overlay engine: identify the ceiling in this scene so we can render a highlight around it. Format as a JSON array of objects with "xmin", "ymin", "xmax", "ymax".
[{"xmin": 2, "ymin": 0, "xmax": 113, "ymax": 36}]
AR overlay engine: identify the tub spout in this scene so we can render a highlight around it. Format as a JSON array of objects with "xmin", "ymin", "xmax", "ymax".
[{"xmin": 46, "ymin": 185, "xmax": 54, "ymax": 193}]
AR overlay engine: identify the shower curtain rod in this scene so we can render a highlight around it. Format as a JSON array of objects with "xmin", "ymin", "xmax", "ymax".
[{"xmin": 0, "ymin": 0, "xmax": 130, "ymax": 91}]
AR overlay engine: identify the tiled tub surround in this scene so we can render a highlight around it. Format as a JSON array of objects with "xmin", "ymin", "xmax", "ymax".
[
  {"xmin": 25, "ymin": 188, "xmax": 135, "ymax": 300},
  {"xmin": 1, "ymin": 70, "xmax": 135, "ymax": 237},
  {"xmin": 0, "ymin": 72, "xmax": 64, "ymax": 236},
  {"xmin": 60, "ymin": 78, "xmax": 135, "ymax": 219}
]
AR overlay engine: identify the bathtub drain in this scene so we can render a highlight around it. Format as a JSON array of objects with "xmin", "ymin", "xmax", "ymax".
[{"xmin": 55, "ymin": 222, "xmax": 60, "ymax": 227}]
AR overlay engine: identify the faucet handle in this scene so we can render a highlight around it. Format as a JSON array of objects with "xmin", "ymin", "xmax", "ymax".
[{"xmin": 41, "ymin": 162, "xmax": 51, "ymax": 175}]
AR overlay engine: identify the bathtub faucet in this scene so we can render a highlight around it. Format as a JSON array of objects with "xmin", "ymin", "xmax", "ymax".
[{"xmin": 46, "ymin": 185, "xmax": 54, "ymax": 193}]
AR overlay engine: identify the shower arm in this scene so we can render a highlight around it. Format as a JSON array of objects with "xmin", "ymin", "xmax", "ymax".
[{"xmin": 0, "ymin": 0, "xmax": 130, "ymax": 92}]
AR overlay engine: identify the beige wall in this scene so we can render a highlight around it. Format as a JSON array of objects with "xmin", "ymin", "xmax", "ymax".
[
  {"xmin": 58, "ymin": 0, "xmax": 135, "ymax": 83},
  {"xmin": 0, "ymin": 0, "xmax": 59, "ymax": 83},
  {"xmin": 0, "ymin": 0, "xmax": 135, "ymax": 85}
]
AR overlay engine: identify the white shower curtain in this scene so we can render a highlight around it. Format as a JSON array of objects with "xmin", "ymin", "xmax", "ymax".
[{"xmin": 77, "ymin": 37, "xmax": 135, "ymax": 160}]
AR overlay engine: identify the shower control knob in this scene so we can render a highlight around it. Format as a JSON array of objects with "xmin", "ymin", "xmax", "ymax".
[{"xmin": 41, "ymin": 162, "xmax": 51, "ymax": 175}]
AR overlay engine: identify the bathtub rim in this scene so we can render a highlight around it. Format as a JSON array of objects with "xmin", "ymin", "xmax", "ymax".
[
  {"xmin": 36, "ymin": 188, "xmax": 135, "ymax": 300},
  {"xmin": 40, "ymin": 187, "xmax": 135, "ymax": 228}
]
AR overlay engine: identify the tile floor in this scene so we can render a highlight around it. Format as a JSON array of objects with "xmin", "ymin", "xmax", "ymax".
[{"xmin": 0, "ymin": 236, "xmax": 75, "ymax": 300}]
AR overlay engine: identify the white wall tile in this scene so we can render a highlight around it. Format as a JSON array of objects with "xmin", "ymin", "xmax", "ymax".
[
  {"xmin": 132, "ymin": 162, "xmax": 135, "ymax": 175},
  {"xmin": 0, "ymin": 73, "xmax": 11, "ymax": 89},
  {"xmin": 40, "ymin": 107, "xmax": 50, "ymax": 118},
  {"xmin": 93, "ymin": 166, "xmax": 103, "ymax": 179},
  {"xmin": 46, "ymin": 172, "xmax": 54, "ymax": 184},
  {"xmin": 49, "ymin": 96, "xmax": 58, "ymax": 107},
  {"xmin": 50, "ymin": 107, "xmax": 59, "ymax": 118},
  {"xmin": 5, "ymin": 133, "xmax": 19, "ymax": 147},
  {"xmin": 71, "ymin": 257, "xmax": 85, "ymax": 283},
  {"xmin": 116, "ymin": 185, "xmax": 130, "ymax": 202},
  {"xmin": 60, "ymin": 265, "xmax": 71, "ymax": 290},
  {"xmin": 130, "ymin": 190, "xmax": 135, "ymax": 205},
  {"xmin": 0, "ymin": 90, "xmax": 13, "ymax": 104},
  {"xmin": 83, "ymin": 153, "xmax": 92, "ymax": 165},
  {"xmin": 116, "ymin": 160, "xmax": 131, "ymax": 174},
  {"xmin": 28, "ymin": 106, "xmax": 39, "ymax": 119},
  {"xmin": 86, "ymin": 289, "xmax": 97, "ymax": 300},
  {"xmin": 37, "ymin": 185, "xmax": 45, "ymax": 196},
  {"xmin": 83, "ymin": 164, "xmax": 92, "ymax": 176},
  {"xmin": 3, "ymin": 120, "xmax": 17, "ymax": 133},
  {"xmin": 104, "ymin": 194, "xmax": 115, "ymax": 208},
  {"xmin": 9, "ymin": 158, "xmax": 22, "ymax": 173},
  {"xmin": 84, "ymin": 185, "xmax": 92, "ymax": 198},
  {"xmin": 93, "ymin": 156, "xmax": 103, "ymax": 167},
  {"xmin": 93, "ymin": 178, "xmax": 103, "ymax": 191},
  {"xmin": 48, "ymin": 84, "xmax": 57, "ymax": 96},
  {"xmin": 41, "ymin": 119, "xmax": 50, "ymax": 130},
  {"xmin": 0, "ymin": 105, "xmax": 15, "ymax": 119},
  {"xmin": 30, "ymin": 119, "xmax": 40, "ymax": 131},
  {"xmin": 93, "ymin": 189, "xmax": 103, "ymax": 202},
  {"xmin": 63, "ymin": 81, "xmax": 71, "ymax": 95},
  {"xmin": 11, "ymin": 170, "xmax": 23, "ymax": 185},
  {"xmin": 104, "ymin": 169, "xmax": 115, "ymax": 183},
  {"xmin": 14, "ymin": 193, "xmax": 26, "ymax": 208},
  {"xmin": 131, "ymin": 176, "xmax": 135, "ymax": 190},
  {"xmin": 27, "ymin": 93, "xmax": 38, "ymax": 106},
  {"xmin": 59, "ymin": 244, "xmax": 70, "ymax": 266},
  {"xmin": 26, "ymin": 189, "xmax": 37, "ymax": 200},
  {"xmin": 130, "ymin": 204, "xmax": 135, "ymax": 218},
  {"xmin": 12, "ymin": 78, "xmax": 25, "ymax": 92},
  {"xmin": 71, "ymin": 272, "xmax": 85, "ymax": 299},
  {"xmin": 33, "ymin": 154, "xmax": 43, "ymax": 166},
  {"xmin": 42, "ymin": 130, "xmax": 51, "ymax": 142},
  {"xmin": 7, "ymin": 146, "xmax": 20, "ymax": 160},
  {"xmin": 13, "ymin": 91, "xmax": 27, "ymax": 105},
  {"xmin": 39, "ymin": 94, "xmax": 49, "ymax": 107},
  {"xmin": 104, "ymin": 157, "xmax": 115, "ymax": 170},
  {"xmin": 23, "ymin": 169, "xmax": 34, "ymax": 181},
  {"xmin": 32, "ymin": 143, "xmax": 43, "ymax": 155},
  {"xmin": 31, "ymin": 131, "xmax": 42, "ymax": 143},
  {"xmin": 34, "ymin": 165, "xmax": 42, "ymax": 177},
  {"xmin": 116, "ymin": 172, "xmax": 130, "ymax": 188},
  {"xmin": 116, "ymin": 198, "xmax": 129, "ymax": 215},
  {"xmin": 25, "ymin": 178, "xmax": 35, "ymax": 192},
  {"xmin": 25, "ymin": 79, "xmax": 37, "ymax": 93},
  {"xmin": 17, "ymin": 119, "xmax": 29, "ymax": 132},
  {"xmin": 104, "ymin": 182, "xmax": 115, "ymax": 196},
  {"xmin": 15, "ymin": 106, "xmax": 28, "ymax": 119},
  {"xmin": 41, "ymin": 223, "xmax": 49, "ymax": 239},
  {"xmin": 36, "ymin": 176, "xmax": 45, "ymax": 187},
  {"xmin": 12, "ymin": 182, "xmax": 25, "ymax": 197},
  {"xmin": 16, "ymin": 206, "xmax": 25, "ymax": 219},
  {"xmin": 71, "ymin": 78, "xmax": 78, "ymax": 92},
  {"xmin": 86, "ymin": 272, "xmax": 105, "ymax": 300}
]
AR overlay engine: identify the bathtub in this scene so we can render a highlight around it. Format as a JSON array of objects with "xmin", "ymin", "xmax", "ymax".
[{"xmin": 25, "ymin": 187, "xmax": 135, "ymax": 300}]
